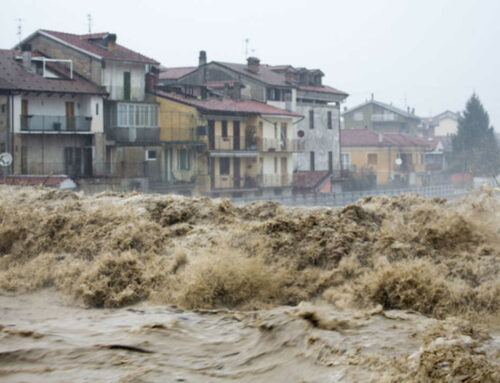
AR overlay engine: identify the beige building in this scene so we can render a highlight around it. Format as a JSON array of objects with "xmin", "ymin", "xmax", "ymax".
[
  {"xmin": 156, "ymin": 90, "xmax": 303, "ymax": 197},
  {"xmin": 341, "ymin": 129, "xmax": 428, "ymax": 186}
]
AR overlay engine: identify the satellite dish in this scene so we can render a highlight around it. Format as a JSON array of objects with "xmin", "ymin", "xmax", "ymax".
[
  {"xmin": 395, "ymin": 158, "xmax": 402, "ymax": 166},
  {"xmin": 0, "ymin": 152, "xmax": 13, "ymax": 167}
]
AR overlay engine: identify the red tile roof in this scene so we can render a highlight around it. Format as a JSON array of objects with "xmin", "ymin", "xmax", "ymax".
[
  {"xmin": 39, "ymin": 30, "xmax": 159, "ymax": 65},
  {"xmin": 341, "ymin": 129, "xmax": 429, "ymax": 147},
  {"xmin": 298, "ymin": 84, "xmax": 348, "ymax": 96},
  {"xmin": 0, "ymin": 49, "xmax": 107, "ymax": 94},
  {"xmin": 293, "ymin": 171, "xmax": 330, "ymax": 189},
  {"xmin": 159, "ymin": 66, "xmax": 197, "ymax": 80},
  {"xmin": 156, "ymin": 91, "xmax": 302, "ymax": 117}
]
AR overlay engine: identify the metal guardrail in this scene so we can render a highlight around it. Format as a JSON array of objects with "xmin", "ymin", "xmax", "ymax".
[
  {"xmin": 231, "ymin": 185, "xmax": 470, "ymax": 206},
  {"xmin": 21, "ymin": 115, "xmax": 92, "ymax": 132}
]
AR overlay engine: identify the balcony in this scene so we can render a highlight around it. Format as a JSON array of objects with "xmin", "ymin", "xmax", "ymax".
[
  {"xmin": 106, "ymin": 126, "xmax": 160, "ymax": 145},
  {"xmin": 162, "ymin": 127, "xmax": 198, "ymax": 142},
  {"xmin": 20, "ymin": 115, "xmax": 92, "ymax": 132},
  {"xmin": 208, "ymin": 136, "xmax": 259, "ymax": 152},
  {"xmin": 259, "ymin": 174, "xmax": 293, "ymax": 187},
  {"xmin": 260, "ymin": 138, "xmax": 305, "ymax": 152},
  {"xmin": 210, "ymin": 174, "xmax": 259, "ymax": 191}
]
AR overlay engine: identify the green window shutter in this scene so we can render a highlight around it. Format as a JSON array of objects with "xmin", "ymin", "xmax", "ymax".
[{"xmin": 123, "ymin": 72, "xmax": 131, "ymax": 101}]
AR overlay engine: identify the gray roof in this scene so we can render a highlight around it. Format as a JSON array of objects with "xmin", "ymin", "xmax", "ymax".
[{"xmin": 344, "ymin": 99, "xmax": 421, "ymax": 121}]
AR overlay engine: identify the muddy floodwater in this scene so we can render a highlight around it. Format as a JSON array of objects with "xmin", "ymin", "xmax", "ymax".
[
  {"xmin": 0, "ymin": 186, "xmax": 499, "ymax": 381},
  {"xmin": 2, "ymin": 292, "xmax": 498, "ymax": 382}
]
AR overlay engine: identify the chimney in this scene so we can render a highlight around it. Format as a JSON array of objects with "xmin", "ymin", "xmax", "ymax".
[
  {"xmin": 247, "ymin": 57, "xmax": 260, "ymax": 73},
  {"xmin": 371, "ymin": 93, "xmax": 374, "ymax": 101},
  {"xmin": 198, "ymin": 50, "xmax": 207, "ymax": 86},
  {"xmin": 411, "ymin": 108, "xmax": 415, "ymax": 115},
  {"xmin": 285, "ymin": 69, "xmax": 295, "ymax": 84},
  {"xmin": 21, "ymin": 43, "xmax": 32, "ymax": 70},
  {"xmin": 145, "ymin": 66, "xmax": 159, "ymax": 92},
  {"xmin": 223, "ymin": 82, "xmax": 230, "ymax": 98},
  {"xmin": 106, "ymin": 34, "xmax": 117, "ymax": 52},
  {"xmin": 199, "ymin": 50, "xmax": 207, "ymax": 67},
  {"xmin": 378, "ymin": 133, "xmax": 383, "ymax": 144},
  {"xmin": 232, "ymin": 81, "xmax": 242, "ymax": 101}
]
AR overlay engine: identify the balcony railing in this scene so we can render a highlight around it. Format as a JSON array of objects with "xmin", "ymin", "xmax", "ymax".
[
  {"xmin": 259, "ymin": 174, "xmax": 293, "ymax": 187},
  {"xmin": 210, "ymin": 174, "xmax": 260, "ymax": 190},
  {"xmin": 207, "ymin": 136, "xmax": 305, "ymax": 152},
  {"xmin": 106, "ymin": 127, "xmax": 160, "ymax": 145},
  {"xmin": 260, "ymin": 138, "xmax": 305, "ymax": 152},
  {"xmin": 208, "ymin": 136, "xmax": 259, "ymax": 151},
  {"xmin": 162, "ymin": 127, "xmax": 198, "ymax": 142},
  {"xmin": 20, "ymin": 115, "xmax": 92, "ymax": 132}
]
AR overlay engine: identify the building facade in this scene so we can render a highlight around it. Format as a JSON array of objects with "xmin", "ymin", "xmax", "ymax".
[
  {"xmin": 18, "ymin": 30, "xmax": 161, "ymax": 188},
  {"xmin": 158, "ymin": 52, "xmax": 348, "ymax": 182},
  {"xmin": 340, "ymin": 128, "xmax": 428, "ymax": 186},
  {"xmin": 343, "ymin": 97, "xmax": 421, "ymax": 135},
  {"xmin": 156, "ymin": 90, "xmax": 303, "ymax": 197},
  {"xmin": 0, "ymin": 47, "xmax": 106, "ymax": 178}
]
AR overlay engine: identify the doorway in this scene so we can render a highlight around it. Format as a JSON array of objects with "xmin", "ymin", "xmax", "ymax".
[{"xmin": 65, "ymin": 102, "xmax": 75, "ymax": 131}]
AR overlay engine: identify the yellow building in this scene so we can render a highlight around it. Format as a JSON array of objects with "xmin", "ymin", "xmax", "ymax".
[
  {"xmin": 156, "ymin": 91, "xmax": 303, "ymax": 197},
  {"xmin": 340, "ymin": 129, "xmax": 428, "ymax": 186}
]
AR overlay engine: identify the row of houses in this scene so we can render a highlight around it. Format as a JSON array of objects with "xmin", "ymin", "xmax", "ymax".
[{"xmin": 0, "ymin": 28, "xmax": 454, "ymax": 195}]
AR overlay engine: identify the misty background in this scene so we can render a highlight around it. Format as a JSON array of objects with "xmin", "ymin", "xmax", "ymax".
[{"xmin": 1, "ymin": 0, "xmax": 499, "ymax": 130}]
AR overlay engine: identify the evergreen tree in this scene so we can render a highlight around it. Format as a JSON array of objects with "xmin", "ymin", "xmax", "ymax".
[{"xmin": 451, "ymin": 94, "xmax": 500, "ymax": 177}]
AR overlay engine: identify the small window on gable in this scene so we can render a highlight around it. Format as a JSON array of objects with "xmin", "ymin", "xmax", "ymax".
[{"xmin": 145, "ymin": 150, "xmax": 157, "ymax": 161}]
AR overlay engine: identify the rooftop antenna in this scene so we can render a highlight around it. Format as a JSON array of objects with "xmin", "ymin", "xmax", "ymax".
[
  {"xmin": 245, "ymin": 38, "xmax": 249, "ymax": 59},
  {"xmin": 87, "ymin": 14, "xmax": 92, "ymax": 34},
  {"xmin": 16, "ymin": 18, "xmax": 22, "ymax": 43}
]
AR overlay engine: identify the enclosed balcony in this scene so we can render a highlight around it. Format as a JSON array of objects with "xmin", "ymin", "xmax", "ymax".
[
  {"xmin": 20, "ymin": 115, "xmax": 92, "ymax": 132},
  {"xmin": 106, "ymin": 126, "xmax": 160, "ymax": 145}
]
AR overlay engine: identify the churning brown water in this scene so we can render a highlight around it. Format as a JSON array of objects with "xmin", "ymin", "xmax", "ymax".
[{"xmin": 0, "ymin": 186, "xmax": 499, "ymax": 381}]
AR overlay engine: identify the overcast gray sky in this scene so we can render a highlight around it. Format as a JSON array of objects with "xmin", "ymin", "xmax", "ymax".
[{"xmin": 1, "ymin": 0, "xmax": 499, "ymax": 129}]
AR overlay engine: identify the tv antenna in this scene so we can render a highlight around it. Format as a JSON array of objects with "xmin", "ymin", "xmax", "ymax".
[
  {"xmin": 16, "ymin": 18, "xmax": 22, "ymax": 43},
  {"xmin": 87, "ymin": 14, "xmax": 92, "ymax": 34}
]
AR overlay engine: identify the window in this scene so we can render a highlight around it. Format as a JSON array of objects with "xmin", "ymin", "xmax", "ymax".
[
  {"xmin": 1, "ymin": 104, "xmax": 5, "ymax": 113},
  {"xmin": 274, "ymin": 123, "xmax": 278, "ymax": 138},
  {"xmin": 145, "ymin": 150, "xmax": 157, "ymax": 161},
  {"xmin": 328, "ymin": 151, "xmax": 333, "ymax": 171},
  {"xmin": 178, "ymin": 149, "xmax": 191, "ymax": 170},
  {"xmin": 220, "ymin": 157, "xmax": 230, "ymax": 175},
  {"xmin": 310, "ymin": 151, "xmax": 315, "ymax": 171},
  {"xmin": 367, "ymin": 153, "xmax": 378, "ymax": 165},
  {"xmin": 274, "ymin": 157, "xmax": 278, "ymax": 173},
  {"xmin": 95, "ymin": 103, "xmax": 99, "ymax": 115},
  {"xmin": 123, "ymin": 72, "xmax": 131, "ymax": 100},
  {"xmin": 327, "ymin": 111, "xmax": 332, "ymax": 129},
  {"xmin": 354, "ymin": 112, "xmax": 363, "ymax": 121},
  {"xmin": 309, "ymin": 110, "xmax": 314, "ymax": 129},
  {"xmin": 221, "ymin": 121, "xmax": 228, "ymax": 138},
  {"xmin": 341, "ymin": 153, "xmax": 350, "ymax": 170},
  {"xmin": 116, "ymin": 103, "xmax": 158, "ymax": 127}
]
